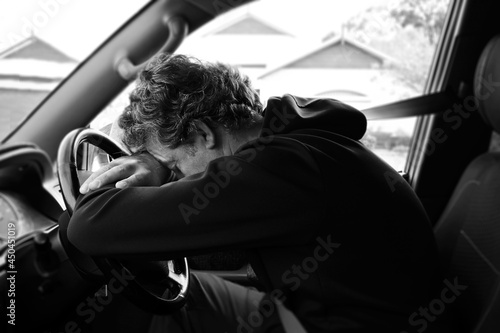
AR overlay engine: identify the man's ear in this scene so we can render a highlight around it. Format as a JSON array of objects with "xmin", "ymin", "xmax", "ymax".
[{"xmin": 193, "ymin": 120, "xmax": 217, "ymax": 149}]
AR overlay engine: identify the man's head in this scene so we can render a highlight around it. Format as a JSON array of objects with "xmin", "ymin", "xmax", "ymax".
[{"xmin": 119, "ymin": 54, "xmax": 263, "ymax": 177}]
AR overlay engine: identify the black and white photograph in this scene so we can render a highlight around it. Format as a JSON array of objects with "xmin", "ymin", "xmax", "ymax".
[{"xmin": 1, "ymin": 0, "xmax": 499, "ymax": 332}]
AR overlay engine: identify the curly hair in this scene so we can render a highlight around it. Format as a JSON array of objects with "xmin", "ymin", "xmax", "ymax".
[{"xmin": 119, "ymin": 54, "xmax": 263, "ymax": 150}]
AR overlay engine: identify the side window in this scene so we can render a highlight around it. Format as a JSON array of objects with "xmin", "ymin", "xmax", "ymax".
[
  {"xmin": 345, "ymin": 0, "xmax": 451, "ymax": 171},
  {"xmin": 0, "ymin": 0, "xmax": 150, "ymax": 141},
  {"xmin": 91, "ymin": 83, "xmax": 135, "ymax": 131},
  {"xmin": 92, "ymin": 0, "xmax": 452, "ymax": 172},
  {"xmin": 361, "ymin": 118, "xmax": 415, "ymax": 171}
]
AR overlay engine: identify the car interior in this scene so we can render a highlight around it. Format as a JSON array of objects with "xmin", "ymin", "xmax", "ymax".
[{"xmin": 1, "ymin": 0, "xmax": 500, "ymax": 332}]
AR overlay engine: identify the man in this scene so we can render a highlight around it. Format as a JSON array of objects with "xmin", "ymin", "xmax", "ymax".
[{"xmin": 67, "ymin": 54, "xmax": 440, "ymax": 332}]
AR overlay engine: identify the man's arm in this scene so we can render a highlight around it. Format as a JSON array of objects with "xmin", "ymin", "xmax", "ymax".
[
  {"xmin": 67, "ymin": 138, "xmax": 326, "ymax": 258},
  {"xmin": 80, "ymin": 116, "xmax": 172, "ymax": 193},
  {"xmin": 79, "ymin": 152, "xmax": 171, "ymax": 193}
]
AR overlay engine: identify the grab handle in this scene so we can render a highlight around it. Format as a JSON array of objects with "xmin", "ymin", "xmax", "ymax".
[{"xmin": 114, "ymin": 15, "xmax": 188, "ymax": 81}]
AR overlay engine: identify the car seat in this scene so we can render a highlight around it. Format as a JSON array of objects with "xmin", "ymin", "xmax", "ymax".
[{"xmin": 434, "ymin": 34, "xmax": 500, "ymax": 333}]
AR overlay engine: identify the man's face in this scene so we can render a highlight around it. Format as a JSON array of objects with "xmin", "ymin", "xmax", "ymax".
[{"xmin": 145, "ymin": 136, "xmax": 223, "ymax": 179}]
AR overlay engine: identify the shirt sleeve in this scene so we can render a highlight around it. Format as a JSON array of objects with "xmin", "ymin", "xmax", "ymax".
[{"xmin": 67, "ymin": 137, "xmax": 326, "ymax": 258}]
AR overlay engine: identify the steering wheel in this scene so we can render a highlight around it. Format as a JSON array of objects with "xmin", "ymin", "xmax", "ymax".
[{"xmin": 57, "ymin": 128, "xmax": 189, "ymax": 313}]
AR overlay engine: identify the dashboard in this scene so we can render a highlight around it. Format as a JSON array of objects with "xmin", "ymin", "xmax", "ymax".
[
  {"xmin": 0, "ymin": 191, "xmax": 57, "ymax": 247},
  {"xmin": 0, "ymin": 143, "xmax": 97, "ymax": 332}
]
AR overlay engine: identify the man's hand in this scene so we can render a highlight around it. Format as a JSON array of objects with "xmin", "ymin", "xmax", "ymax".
[{"xmin": 79, "ymin": 153, "xmax": 170, "ymax": 194}]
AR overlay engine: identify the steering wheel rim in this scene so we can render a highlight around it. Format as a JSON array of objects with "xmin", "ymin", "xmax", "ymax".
[{"xmin": 57, "ymin": 128, "xmax": 189, "ymax": 313}]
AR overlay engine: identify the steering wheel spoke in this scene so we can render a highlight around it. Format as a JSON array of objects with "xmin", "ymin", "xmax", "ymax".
[{"xmin": 167, "ymin": 260, "xmax": 188, "ymax": 287}]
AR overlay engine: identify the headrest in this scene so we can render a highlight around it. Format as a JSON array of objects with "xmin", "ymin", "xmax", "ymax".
[{"xmin": 474, "ymin": 35, "xmax": 500, "ymax": 133}]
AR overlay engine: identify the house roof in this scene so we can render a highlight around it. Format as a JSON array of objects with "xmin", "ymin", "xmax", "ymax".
[
  {"xmin": 203, "ymin": 12, "xmax": 292, "ymax": 37},
  {"xmin": 178, "ymin": 10, "xmax": 295, "ymax": 70},
  {"xmin": 0, "ymin": 36, "xmax": 76, "ymax": 63},
  {"xmin": 0, "ymin": 36, "xmax": 78, "ymax": 139},
  {"xmin": 0, "ymin": 36, "xmax": 77, "ymax": 83},
  {"xmin": 259, "ymin": 36, "xmax": 396, "ymax": 79}
]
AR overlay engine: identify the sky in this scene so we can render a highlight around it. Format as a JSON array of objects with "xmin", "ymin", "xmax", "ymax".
[
  {"xmin": 0, "ymin": 0, "xmax": 393, "ymax": 60},
  {"xmin": 0, "ymin": 0, "xmax": 148, "ymax": 60}
]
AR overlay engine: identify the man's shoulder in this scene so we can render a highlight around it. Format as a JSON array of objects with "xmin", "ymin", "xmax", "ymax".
[{"xmin": 262, "ymin": 94, "xmax": 367, "ymax": 141}]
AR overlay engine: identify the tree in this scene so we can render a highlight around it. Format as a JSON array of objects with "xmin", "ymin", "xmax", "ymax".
[
  {"xmin": 389, "ymin": 0, "xmax": 449, "ymax": 44},
  {"xmin": 344, "ymin": 0, "xmax": 450, "ymax": 94}
]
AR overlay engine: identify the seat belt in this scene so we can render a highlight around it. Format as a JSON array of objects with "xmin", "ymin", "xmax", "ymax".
[
  {"xmin": 361, "ymin": 90, "xmax": 456, "ymax": 120},
  {"xmin": 275, "ymin": 299, "xmax": 308, "ymax": 333}
]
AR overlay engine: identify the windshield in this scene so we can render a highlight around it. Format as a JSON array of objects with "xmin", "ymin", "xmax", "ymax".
[
  {"xmin": 92, "ymin": 0, "xmax": 451, "ymax": 171},
  {"xmin": 0, "ymin": 0, "xmax": 150, "ymax": 141}
]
